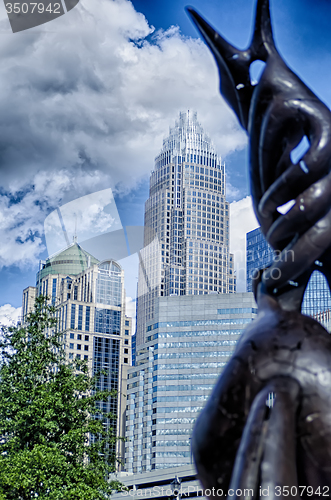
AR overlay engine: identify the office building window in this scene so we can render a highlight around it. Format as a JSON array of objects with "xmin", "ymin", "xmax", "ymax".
[
  {"xmin": 85, "ymin": 306, "xmax": 90, "ymax": 332},
  {"xmin": 94, "ymin": 309, "xmax": 121, "ymax": 335},
  {"xmin": 93, "ymin": 336, "xmax": 120, "ymax": 450},
  {"xmin": 70, "ymin": 304, "xmax": 76, "ymax": 329},
  {"xmin": 52, "ymin": 278, "xmax": 57, "ymax": 306},
  {"xmin": 96, "ymin": 261, "xmax": 122, "ymax": 306},
  {"xmin": 78, "ymin": 305, "xmax": 83, "ymax": 331}
]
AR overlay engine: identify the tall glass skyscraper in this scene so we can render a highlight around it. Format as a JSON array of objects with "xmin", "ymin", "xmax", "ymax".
[
  {"xmin": 136, "ymin": 111, "xmax": 236, "ymax": 348},
  {"xmin": 246, "ymin": 227, "xmax": 331, "ymax": 329}
]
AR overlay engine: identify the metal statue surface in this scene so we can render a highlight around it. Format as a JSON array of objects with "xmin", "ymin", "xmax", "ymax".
[{"xmin": 187, "ymin": 1, "xmax": 331, "ymax": 498}]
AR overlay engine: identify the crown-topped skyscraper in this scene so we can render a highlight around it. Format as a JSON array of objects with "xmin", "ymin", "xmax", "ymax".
[{"xmin": 136, "ymin": 111, "xmax": 236, "ymax": 348}]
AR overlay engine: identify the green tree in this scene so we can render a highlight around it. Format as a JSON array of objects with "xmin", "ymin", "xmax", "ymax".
[{"xmin": 0, "ymin": 296, "xmax": 122, "ymax": 499}]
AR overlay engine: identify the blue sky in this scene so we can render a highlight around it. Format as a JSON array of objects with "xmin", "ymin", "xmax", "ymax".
[{"xmin": 1, "ymin": 0, "xmax": 331, "ymax": 322}]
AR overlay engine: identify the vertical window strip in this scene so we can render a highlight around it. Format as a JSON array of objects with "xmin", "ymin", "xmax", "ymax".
[
  {"xmin": 85, "ymin": 306, "xmax": 90, "ymax": 332},
  {"xmin": 78, "ymin": 305, "xmax": 83, "ymax": 331},
  {"xmin": 71, "ymin": 304, "xmax": 76, "ymax": 329}
]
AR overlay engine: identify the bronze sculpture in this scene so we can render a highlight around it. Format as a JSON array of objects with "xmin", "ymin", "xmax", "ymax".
[{"xmin": 187, "ymin": 0, "xmax": 331, "ymax": 497}]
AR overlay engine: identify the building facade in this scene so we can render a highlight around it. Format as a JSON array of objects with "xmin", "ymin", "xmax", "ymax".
[
  {"xmin": 125, "ymin": 293, "xmax": 257, "ymax": 473},
  {"xmin": 246, "ymin": 226, "xmax": 331, "ymax": 327},
  {"xmin": 22, "ymin": 242, "xmax": 132, "ymax": 464},
  {"xmin": 136, "ymin": 111, "xmax": 236, "ymax": 348}
]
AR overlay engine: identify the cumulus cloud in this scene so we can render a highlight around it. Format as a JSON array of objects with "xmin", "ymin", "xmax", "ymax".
[
  {"xmin": 0, "ymin": 304, "xmax": 21, "ymax": 327},
  {"xmin": 125, "ymin": 295, "xmax": 136, "ymax": 333},
  {"xmin": 0, "ymin": 0, "xmax": 245, "ymax": 194},
  {"xmin": 226, "ymin": 182, "xmax": 242, "ymax": 201},
  {"xmin": 44, "ymin": 187, "xmax": 122, "ymax": 256},
  {"xmin": 230, "ymin": 196, "xmax": 259, "ymax": 292},
  {"xmin": 0, "ymin": 168, "xmax": 109, "ymax": 269}
]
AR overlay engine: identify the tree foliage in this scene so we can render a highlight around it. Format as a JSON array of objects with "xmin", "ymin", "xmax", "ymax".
[{"xmin": 0, "ymin": 296, "xmax": 122, "ymax": 499}]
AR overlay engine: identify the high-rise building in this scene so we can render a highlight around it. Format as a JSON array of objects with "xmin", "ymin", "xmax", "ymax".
[
  {"xmin": 22, "ymin": 242, "xmax": 132, "ymax": 465},
  {"xmin": 125, "ymin": 293, "xmax": 257, "ymax": 473},
  {"xmin": 136, "ymin": 111, "xmax": 236, "ymax": 348},
  {"xmin": 246, "ymin": 227, "xmax": 331, "ymax": 328}
]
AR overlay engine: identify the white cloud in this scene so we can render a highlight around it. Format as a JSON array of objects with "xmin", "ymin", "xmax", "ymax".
[
  {"xmin": 125, "ymin": 296, "xmax": 136, "ymax": 319},
  {"xmin": 230, "ymin": 196, "xmax": 259, "ymax": 292},
  {"xmin": 0, "ymin": 0, "xmax": 245, "ymax": 194},
  {"xmin": 125, "ymin": 295, "xmax": 136, "ymax": 335},
  {"xmin": 0, "ymin": 169, "xmax": 108, "ymax": 269},
  {"xmin": 0, "ymin": 304, "xmax": 21, "ymax": 327},
  {"xmin": 44, "ymin": 188, "xmax": 122, "ymax": 256},
  {"xmin": 226, "ymin": 182, "xmax": 242, "ymax": 201}
]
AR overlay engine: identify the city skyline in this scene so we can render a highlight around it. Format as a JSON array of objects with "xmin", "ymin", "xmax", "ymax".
[
  {"xmin": 1, "ymin": 0, "xmax": 330, "ymax": 324},
  {"xmin": 0, "ymin": 0, "xmax": 330, "ymax": 485}
]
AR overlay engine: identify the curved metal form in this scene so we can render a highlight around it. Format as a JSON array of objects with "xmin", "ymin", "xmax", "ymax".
[
  {"xmin": 188, "ymin": 0, "xmax": 331, "ymax": 296},
  {"xmin": 187, "ymin": 1, "xmax": 331, "ymax": 497}
]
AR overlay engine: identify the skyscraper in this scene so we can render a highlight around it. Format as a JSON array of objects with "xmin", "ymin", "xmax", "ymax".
[
  {"xmin": 125, "ymin": 293, "xmax": 257, "ymax": 473},
  {"xmin": 22, "ymin": 242, "xmax": 132, "ymax": 465},
  {"xmin": 246, "ymin": 227, "xmax": 331, "ymax": 329},
  {"xmin": 136, "ymin": 111, "xmax": 235, "ymax": 348}
]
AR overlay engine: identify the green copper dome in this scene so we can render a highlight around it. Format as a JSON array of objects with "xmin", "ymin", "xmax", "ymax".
[{"xmin": 37, "ymin": 243, "xmax": 99, "ymax": 281}]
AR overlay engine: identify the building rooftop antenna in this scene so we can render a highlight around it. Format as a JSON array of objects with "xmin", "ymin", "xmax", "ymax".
[{"xmin": 73, "ymin": 214, "xmax": 77, "ymax": 243}]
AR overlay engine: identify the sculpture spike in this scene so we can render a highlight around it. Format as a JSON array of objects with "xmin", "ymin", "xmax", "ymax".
[
  {"xmin": 186, "ymin": 6, "xmax": 253, "ymax": 129},
  {"xmin": 250, "ymin": 0, "xmax": 277, "ymax": 58},
  {"xmin": 187, "ymin": 1, "xmax": 280, "ymax": 128},
  {"xmin": 186, "ymin": 7, "xmax": 239, "ymax": 63}
]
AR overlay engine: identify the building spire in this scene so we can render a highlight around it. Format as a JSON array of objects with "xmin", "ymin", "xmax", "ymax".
[{"xmin": 73, "ymin": 214, "xmax": 77, "ymax": 243}]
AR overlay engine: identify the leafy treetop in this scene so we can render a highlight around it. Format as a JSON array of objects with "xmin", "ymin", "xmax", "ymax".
[{"xmin": 0, "ymin": 295, "xmax": 122, "ymax": 500}]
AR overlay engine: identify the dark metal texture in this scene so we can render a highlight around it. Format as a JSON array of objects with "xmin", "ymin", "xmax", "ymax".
[
  {"xmin": 191, "ymin": 285, "xmax": 331, "ymax": 498},
  {"xmin": 187, "ymin": 0, "xmax": 331, "ymax": 497}
]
